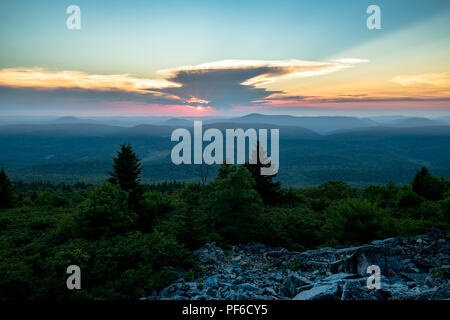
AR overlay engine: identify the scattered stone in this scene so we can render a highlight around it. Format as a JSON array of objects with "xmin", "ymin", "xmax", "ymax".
[
  {"xmin": 193, "ymin": 242, "xmax": 225, "ymax": 265},
  {"xmin": 145, "ymin": 229, "xmax": 449, "ymax": 300}
]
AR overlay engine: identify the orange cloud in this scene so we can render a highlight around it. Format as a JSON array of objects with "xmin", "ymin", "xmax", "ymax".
[
  {"xmin": 0, "ymin": 68, "xmax": 180, "ymax": 93},
  {"xmin": 392, "ymin": 73, "xmax": 450, "ymax": 87}
]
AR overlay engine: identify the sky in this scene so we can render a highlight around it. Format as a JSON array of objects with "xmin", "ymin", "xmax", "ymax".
[{"xmin": 1, "ymin": 0, "xmax": 450, "ymax": 117}]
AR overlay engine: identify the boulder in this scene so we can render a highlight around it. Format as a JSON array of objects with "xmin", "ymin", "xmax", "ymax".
[
  {"xmin": 281, "ymin": 272, "xmax": 313, "ymax": 297},
  {"xmin": 193, "ymin": 242, "xmax": 225, "ymax": 265},
  {"xmin": 203, "ymin": 275, "xmax": 219, "ymax": 289},
  {"xmin": 329, "ymin": 246, "xmax": 403, "ymax": 275},
  {"xmin": 341, "ymin": 279, "xmax": 387, "ymax": 300},
  {"xmin": 239, "ymin": 283, "xmax": 263, "ymax": 294},
  {"xmin": 321, "ymin": 273, "xmax": 361, "ymax": 282},
  {"xmin": 292, "ymin": 283, "xmax": 341, "ymax": 300}
]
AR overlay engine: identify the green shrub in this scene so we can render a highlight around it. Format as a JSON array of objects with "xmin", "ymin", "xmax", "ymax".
[
  {"xmin": 258, "ymin": 206, "xmax": 322, "ymax": 250},
  {"xmin": 395, "ymin": 187, "xmax": 422, "ymax": 211},
  {"xmin": 75, "ymin": 182, "xmax": 136, "ymax": 239},
  {"xmin": 324, "ymin": 198, "xmax": 395, "ymax": 245},
  {"xmin": 208, "ymin": 165, "xmax": 263, "ymax": 244}
]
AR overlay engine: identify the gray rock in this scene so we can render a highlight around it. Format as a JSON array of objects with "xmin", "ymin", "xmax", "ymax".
[
  {"xmin": 432, "ymin": 285, "xmax": 450, "ymax": 300},
  {"xmin": 147, "ymin": 230, "xmax": 450, "ymax": 300},
  {"xmin": 232, "ymin": 255, "xmax": 242, "ymax": 263},
  {"xmin": 223, "ymin": 289, "xmax": 237, "ymax": 300},
  {"xmin": 205, "ymin": 287, "xmax": 217, "ymax": 296},
  {"xmin": 425, "ymin": 276, "xmax": 434, "ymax": 288},
  {"xmin": 221, "ymin": 282, "xmax": 233, "ymax": 288},
  {"xmin": 239, "ymin": 283, "xmax": 262, "ymax": 292},
  {"xmin": 271, "ymin": 258, "xmax": 283, "ymax": 268},
  {"xmin": 264, "ymin": 287, "xmax": 277, "ymax": 296},
  {"xmin": 321, "ymin": 273, "xmax": 361, "ymax": 282},
  {"xmin": 203, "ymin": 275, "xmax": 219, "ymax": 289},
  {"xmin": 404, "ymin": 263, "xmax": 420, "ymax": 273},
  {"xmin": 399, "ymin": 273, "xmax": 431, "ymax": 287},
  {"xmin": 281, "ymin": 272, "xmax": 313, "ymax": 297},
  {"xmin": 270, "ymin": 273, "xmax": 283, "ymax": 282},
  {"xmin": 292, "ymin": 283, "xmax": 341, "ymax": 300},
  {"xmin": 159, "ymin": 283, "xmax": 182, "ymax": 298},
  {"xmin": 193, "ymin": 242, "xmax": 225, "ymax": 265},
  {"xmin": 379, "ymin": 282, "xmax": 411, "ymax": 299},
  {"xmin": 235, "ymin": 290, "xmax": 250, "ymax": 300},
  {"xmin": 247, "ymin": 243, "xmax": 267, "ymax": 251},
  {"xmin": 329, "ymin": 246, "xmax": 403, "ymax": 276},
  {"xmin": 428, "ymin": 227, "xmax": 444, "ymax": 240},
  {"xmin": 341, "ymin": 279, "xmax": 386, "ymax": 300}
]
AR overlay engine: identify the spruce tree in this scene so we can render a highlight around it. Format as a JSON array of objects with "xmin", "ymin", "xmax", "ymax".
[
  {"xmin": 109, "ymin": 144, "xmax": 143, "ymax": 191},
  {"xmin": 0, "ymin": 168, "xmax": 14, "ymax": 209},
  {"xmin": 244, "ymin": 142, "xmax": 282, "ymax": 205},
  {"xmin": 412, "ymin": 166, "xmax": 431, "ymax": 197},
  {"xmin": 109, "ymin": 144, "xmax": 145, "ymax": 215}
]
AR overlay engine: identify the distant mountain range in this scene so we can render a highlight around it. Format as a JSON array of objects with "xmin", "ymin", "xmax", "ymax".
[
  {"xmin": 381, "ymin": 117, "xmax": 447, "ymax": 128},
  {"xmin": 201, "ymin": 122, "xmax": 319, "ymax": 138},
  {"xmin": 1, "ymin": 113, "xmax": 450, "ymax": 187},
  {"xmin": 51, "ymin": 116, "xmax": 97, "ymax": 124},
  {"xmin": 330, "ymin": 125, "xmax": 450, "ymax": 137},
  {"xmin": 433, "ymin": 115, "xmax": 450, "ymax": 124},
  {"xmin": 0, "ymin": 123, "xmax": 125, "ymax": 136},
  {"xmin": 216, "ymin": 113, "xmax": 378, "ymax": 134},
  {"xmin": 1, "ymin": 114, "xmax": 449, "ymax": 137}
]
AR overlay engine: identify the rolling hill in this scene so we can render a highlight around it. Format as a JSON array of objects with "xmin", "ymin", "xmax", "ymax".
[
  {"xmin": 329, "ymin": 125, "xmax": 450, "ymax": 137},
  {"xmin": 1, "ymin": 115, "xmax": 450, "ymax": 187},
  {"xmin": 220, "ymin": 113, "xmax": 378, "ymax": 133},
  {"xmin": 382, "ymin": 117, "xmax": 447, "ymax": 128}
]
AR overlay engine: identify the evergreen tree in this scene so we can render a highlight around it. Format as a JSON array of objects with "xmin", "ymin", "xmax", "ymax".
[
  {"xmin": 109, "ymin": 144, "xmax": 145, "ymax": 220},
  {"xmin": 216, "ymin": 162, "xmax": 233, "ymax": 179},
  {"xmin": 0, "ymin": 168, "xmax": 14, "ymax": 209},
  {"xmin": 109, "ymin": 144, "xmax": 143, "ymax": 191},
  {"xmin": 209, "ymin": 165, "xmax": 263, "ymax": 243},
  {"xmin": 412, "ymin": 167, "xmax": 448, "ymax": 200},
  {"xmin": 412, "ymin": 167, "xmax": 431, "ymax": 196},
  {"xmin": 244, "ymin": 142, "xmax": 282, "ymax": 205}
]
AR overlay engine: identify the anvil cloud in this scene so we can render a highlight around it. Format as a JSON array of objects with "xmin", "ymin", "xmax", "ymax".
[{"xmin": 0, "ymin": 59, "xmax": 368, "ymax": 112}]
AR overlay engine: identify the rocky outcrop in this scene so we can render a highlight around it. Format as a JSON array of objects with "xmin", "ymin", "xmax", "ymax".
[{"xmin": 143, "ymin": 228, "xmax": 450, "ymax": 300}]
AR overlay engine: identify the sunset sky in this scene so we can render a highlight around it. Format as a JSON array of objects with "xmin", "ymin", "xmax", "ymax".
[{"xmin": 1, "ymin": 0, "xmax": 450, "ymax": 117}]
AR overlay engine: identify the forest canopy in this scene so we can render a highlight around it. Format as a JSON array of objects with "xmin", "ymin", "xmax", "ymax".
[{"xmin": 0, "ymin": 144, "xmax": 449, "ymax": 300}]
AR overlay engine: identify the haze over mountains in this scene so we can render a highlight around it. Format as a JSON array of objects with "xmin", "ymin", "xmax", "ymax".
[
  {"xmin": 1, "ymin": 113, "xmax": 449, "ymax": 187},
  {"xmin": 1, "ymin": 113, "xmax": 450, "ymax": 136}
]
